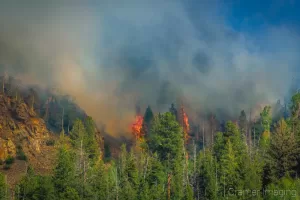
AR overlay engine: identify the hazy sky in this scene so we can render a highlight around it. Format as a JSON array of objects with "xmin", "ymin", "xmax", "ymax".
[{"xmin": 0, "ymin": 0, "xmax": 299, "ymax": 136}]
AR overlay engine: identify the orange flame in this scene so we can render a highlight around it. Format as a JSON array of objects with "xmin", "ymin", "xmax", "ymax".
[
  {"xmin": 183, "ymin": 112, "xmax": 190, "ymax": 133},
  {"xmin": 182, "ymin": 109, "xmax": 190, "ymax": 144},
  {"xmin": 131, "ymin": 115, "xmax": 144, "ymax": 141}
]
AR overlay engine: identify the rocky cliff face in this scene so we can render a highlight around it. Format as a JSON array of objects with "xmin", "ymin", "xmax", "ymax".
[{"xmin": 0, "ymin": 95, "xmax": 51, "ymax": 163}]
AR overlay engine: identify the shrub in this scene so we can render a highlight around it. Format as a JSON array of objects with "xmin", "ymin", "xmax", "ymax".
[
  {"xmin": 3, "ymin": 163, "xmax": 11, "ymax": 170},
  {"xmin": 16, "ymin": 145, "xmax": 27, "ymax": 161},
  {"xmin": 3, "ymin": 157, "xmax": 14, "ymax": 170},
  {"xmin": 5, "ymin": 156, "xmax": 14, "ymax": 165},
  {"xmin": 17, "ymin": 151, "xmax": 27, "ymax": 161},
  {"xmin": 46, "ymin": 139, "xmax": 55, "ymax": 146}
]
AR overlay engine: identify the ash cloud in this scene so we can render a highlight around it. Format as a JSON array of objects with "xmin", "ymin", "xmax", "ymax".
[{"xmin": 0, "ymin": 1, "xmax": 300, "ymax": 137}]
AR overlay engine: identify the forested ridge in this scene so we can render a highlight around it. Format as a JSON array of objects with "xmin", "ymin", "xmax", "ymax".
[{"xmin": 1, "ymin": 78, "xmax": 300, "ymax": 199}]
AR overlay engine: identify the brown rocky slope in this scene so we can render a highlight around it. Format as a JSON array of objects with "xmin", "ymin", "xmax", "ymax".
[{"xmin": 0, "ymin": 94, "xmax": 57, "ymax": 186}]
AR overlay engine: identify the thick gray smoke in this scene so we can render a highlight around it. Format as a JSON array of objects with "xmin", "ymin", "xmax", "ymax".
[{"xmin": 0, "ymin": 1, "xmax": 299, "ymax": 136}]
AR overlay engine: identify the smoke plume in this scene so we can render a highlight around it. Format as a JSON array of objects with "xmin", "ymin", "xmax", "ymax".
[{"xmin": 0, "ymin": 1, "xmax": 299, "ymax": 137}]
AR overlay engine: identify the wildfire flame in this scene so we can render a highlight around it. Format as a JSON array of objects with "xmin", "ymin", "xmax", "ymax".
[
  {"xmin": 131, "ymin": 115, "xmax": 144, "ymax": 141},
  {"xmin": 181, "ymin": 107, "xmax": 190, "ymax": 144},
  {"xmin": 183, "ymin": 112, "xmax": 190, "ymax": 133}
]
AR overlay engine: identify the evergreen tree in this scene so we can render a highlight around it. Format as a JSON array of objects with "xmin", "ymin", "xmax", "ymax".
[
  {"xmin": 259, "ymin": 106, "xmax": 272, "ymax": 154},
  {"xmin": 197, "ymin": 150, "xmax": 218, "ymax": 200},
  {"xmin": 142, "ymin": 106, "xmax": 154, "ymax": 137},
  {"xmin": 146, "ymin": 153, "xmax": 166, "ymax": 199},
  {"xmin": 213, "ymin": 132, "xmax": 225, "ymax": 161},
  {"xmin": 84, "ymin": 116, "xmax": 99, "ymax": 162},
  {"xmin": 104, "ymin": 142, "xmax": 112, "ymax": 161},
  {"xmin": 169, "ymin": 103, "xmax": 178, "ymax": 121},
  {"xmin": 171, "ymin": 145, "xmax": 185, "ymax": 200},
  {"xmin": 148, "ymin": 112, "xmax": 183, "ymax": 164},
  {"xmin": 89, "ymin": 159, "xmax": 111, "ymax": 199},
  {"xmin": 273, "ymin": 100, "xmax": 284, "ymax": 123},
  {"xmin": 238, "ymin": 110, "xmax": 247, "ymax": 140},
  {"xmin": 267, "ymin": 119, "xmax": 299, "ymax": 179},
  {"xmin": 53, "ymin": 146, "xmax": 78, "ymax": 199},
  {"xmin": 242, "ymin": 151, "xmax": 263, "ymax": 199},
  {"xmin": 69, "ymin": 119, "xmax": 86, "ymax": 148},
  {"xmin": 266, "ymin": 176, "xmax": 300, "ymax": 200},
  {"xmin": 219, "ymin": 140, "xmax": 240, "ymax": 198},
  {"xmin": 15, "ymin": 167, "xmax": 55, "ymax": 200}
]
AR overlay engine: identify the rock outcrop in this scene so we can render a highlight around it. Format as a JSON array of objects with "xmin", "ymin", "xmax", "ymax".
[
  {"xmin": 0, "ymin": 138, "xmax": 16, "ymax": 161},
  {"xmin": 0, "ymin": 95, "xmax": 50, "ymax": 162}
]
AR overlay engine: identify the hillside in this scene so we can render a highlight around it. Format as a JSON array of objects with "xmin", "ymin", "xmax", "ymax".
[
  {"xmin": 0, "ymin": 94, "xmax": 58, "ymax": 185},
  {"xmin": 0, "ymin": 84, "xmax": 110, "ymax": 187}
]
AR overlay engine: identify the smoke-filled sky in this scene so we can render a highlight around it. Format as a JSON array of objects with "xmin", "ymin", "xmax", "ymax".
[{"xmin": 0, "ymin": 0, "xmax": 300, "ymax": 136}]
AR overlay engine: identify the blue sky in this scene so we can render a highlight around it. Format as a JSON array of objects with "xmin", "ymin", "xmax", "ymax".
[{"xmin": 224, "ymin": 0, "xmax": 300, "ymax": 32}]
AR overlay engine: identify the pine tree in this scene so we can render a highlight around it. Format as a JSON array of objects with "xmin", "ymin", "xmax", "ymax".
[
  {"xmin": 169, "ymin": 103, "xmax": 178, "ymax": 121},
  {"xmin": 15, "ymin": 167, "xmax": 55, "ymax": 200},
  {"xmin": 213, "ymin": 132, "xmax": 225, "ymax": 161},
  {"xmin": 197, "ymin": 149, "xmax": 218, "ymax": 200},
  {"xmin": 147, "ymin": 153, "xmax": 166, "ymax": 199},
  {"xmin": 267, "ymin": 119, "xmax": 299, "ymax": 179},
  {"xmin": 69, "ymin": 119, "xmax": 86, "ymax": 148},
  {"xmin": 148, "ymin": 112, "xmax": 183, "ymax": 163},
  {"xmin": 259, "ymin": 106, "xmax": 272, "ymax": 154},
  {"xmin": 266, "ymin": 176, "xmax": 300, "ymax": 200},
  {"xmin": 273, "ymin": 100, "xmax": 284, "ymax": 123},
  {"xmin": 117, "ymin": 145, "xmax": 139, "ymax": 200},
  {"xmin": 84, "ymin": 116, "xmax": 99, "ymax": 163},
  {"xmin": 220, "ymin": 140, "xmax": 240, "ymax": 198},
  {"xmin": 241, "ymin": 151, "xmax": 263, "ymax": 199},
  {"xmin": 238, "ymin": 110, "xmax": 247, "ymax": 141},
  {"xmin": 53, "ymin": 146, "xmax": 78, "ymax": 199},
  {"xmin": 89, "ymin": 159, "xmax": 110, "ymax": 199},
  {"xmin": 142, "ymin": 106, "xmax": 154, "ymax": 137}
]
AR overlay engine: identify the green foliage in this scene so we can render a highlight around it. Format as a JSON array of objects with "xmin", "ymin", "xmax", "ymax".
[
  {"xmin": 83, "ymin": 117, "xmax": 99, "ymax": 162},
  {"xmin": 0, "ymin": 173, "xmax": 7, "ymax": 200},
  {"xmin": 260, "ymin": 106, "xmax": 272, "ymax": 132},
  {"xmin": 53, "ymin": 146, "xmax": 76, "ymax": 198},
  {"xmin": 197, "ymin": 150, "xmax": 218, "ymax": 200},
  {"xmin": 220, "ymin": 140, "xmax": 240, "ymax": 196},
  {"xmin": 5, "ymin": 156, "xmax": 14, "ymax": 165},
  {"xmin": 224, "ymin": 121, "xmax": 240, "ymax": 138},
  {"xmin": 3, "ymin": 103, "xmax": 300, "ymax": 200},
  {"xmin": 104, "ymin": 142, "xmax": 112, "ymax": 161},
  {"xmin": 69, "ymin": 119, "xmax": 86, "ymax": 148},
  {"xmin": 238, "ymin": 110, "xmax": 247, "ymax": 136},
  {"xmin": 290, "ymin": 93, "xmax": 300, "ymax": 119},
  {"xmin": 267, "ymin": 119, "xmax": 299, "ymax": 179},
  {"xmin": 142, "ymin": 106, "xmax": 154, "ymax": 136},
  {"xmin": 15, "ymin": 167, "xmax": 55, "ymax": 200},
  {"xmin": 60, "ymin": 187, "xmax": 80, "ymax": 200},
  {"xmin": 16, "ymin": 146, "xmax": 27, "ymax": 161},
  {"xmin": 169, "ymin": 103, "xmax": 178, "ymax": 121},
  {"xmin": 148, "ymin": 112, "xmax": 183, "ymax": 164},
  {"xmin": 266, "ymin": 176, "xmax": 300, "ymax": 200},
  {"xmin": 3, "ymin": 156, "xmax": 15, "ymax": 170}
]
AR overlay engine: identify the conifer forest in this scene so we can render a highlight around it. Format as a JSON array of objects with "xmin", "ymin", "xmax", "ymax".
[{"xmin": 1, "ymin": 1, "xmax": 300, "ymax": 199}]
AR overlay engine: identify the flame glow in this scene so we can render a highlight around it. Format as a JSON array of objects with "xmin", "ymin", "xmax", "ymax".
[
  {"xmin": 182, "ymin": 109, "xmax": 190, "ymax": 144},
  {"xmin": 131, "ymin": 115, "xmax": 144, "ymax": 141}
]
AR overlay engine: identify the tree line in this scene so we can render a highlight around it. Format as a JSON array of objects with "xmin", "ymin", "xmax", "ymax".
[{"xmin": 1, "ymin": 92, "xmax": 300, "ymax": 199}]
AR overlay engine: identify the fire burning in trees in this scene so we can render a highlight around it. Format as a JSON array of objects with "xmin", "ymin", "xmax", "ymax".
[
  {"xmin": 183, "ymin": 112, "xmax": 190, "ymax": 133},
  {"xmin": 131, "ymin": 115, "xmax": 144, "ymax": 141},
  {"xmin": 183, "ymin": 112, "xmax": 190, "ymax": 144},
  {"xmin": 180, "ymin": 105, "xmax": 190, "ymax": 144}
]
